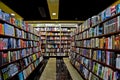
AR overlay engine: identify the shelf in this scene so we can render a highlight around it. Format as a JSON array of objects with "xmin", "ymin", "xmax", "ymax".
[
  {"xmin": 0, "ymin": 46, "xmax": 38, "ymax": 51},
  {"xmin": 0, "ymin": 34, "xmax": 39, "ymax": 42},
  {"xmin": 75, "ymin": 46, "xmax": 120, "ymax": 52},
  {"xmin": 92, "ymin": 59, "xmax": 120, "ymax": 72},
  {"xmin": 0, "ymin": 19, "xmax": 39, "ymax": 37},
  {"xmin": 0, "ymin": 51, "xmax": 41, "ymax": 69},
  {"xmin": 70, "ymin": 61, "xmax": 87, "ymax": 80},
  {"xmin": 9, "ymin": 57, "xmax": 43, "ymax": 80},
  {"xmin": 76, "ymin": 60, "xmax": 103, "ymax": 80}
]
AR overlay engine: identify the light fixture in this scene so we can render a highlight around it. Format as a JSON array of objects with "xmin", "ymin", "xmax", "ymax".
[
  {"xmin": 11, "ymin": 13, "xmax": 15, "ymax": 16},
  {"xmin": 52, "ymin": 13, "xmax": 56, "ymax": 15}
]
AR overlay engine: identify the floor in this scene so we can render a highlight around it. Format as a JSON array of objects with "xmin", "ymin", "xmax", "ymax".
[{"xmin": 39, "ymin": 58, "xmax": 83, "ymax": 80}]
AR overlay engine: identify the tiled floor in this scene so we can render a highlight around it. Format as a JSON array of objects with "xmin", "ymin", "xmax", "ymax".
[{"xmin": 39, "ymin": 58, "xmax": 83, "ymax": 80}]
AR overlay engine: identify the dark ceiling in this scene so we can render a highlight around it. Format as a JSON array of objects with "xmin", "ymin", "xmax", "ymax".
[{"xmin": 1, "ymin": 0, "xmax": 117, "ymax": 21}]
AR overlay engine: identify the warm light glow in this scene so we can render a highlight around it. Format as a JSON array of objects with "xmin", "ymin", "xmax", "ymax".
[
  {"xmin": 52, "ymin": 13, "xmax": 56, "ymax": 15},
  {"xmin": 11, "ymin": 13, "xmax": 15, "ymax": 16}
]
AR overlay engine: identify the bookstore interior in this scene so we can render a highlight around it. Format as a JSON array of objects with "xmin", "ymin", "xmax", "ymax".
[{"xmin": 0, "ymin": 0, "xmax": 120, "ymax": 80}]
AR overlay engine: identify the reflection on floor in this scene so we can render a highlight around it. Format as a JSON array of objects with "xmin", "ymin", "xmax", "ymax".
[
  {"xmin": 33, "ymin": 58, "xmax": 83, "ymax": 80},
  {"xmin": 56, "ymin": 58, "xmax": 72, "ymax": 80}
]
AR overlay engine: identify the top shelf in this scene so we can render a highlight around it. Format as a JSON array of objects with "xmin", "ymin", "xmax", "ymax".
[{"xmin": 0, "ymin": 18, "xmax": 39, "ymax": 37}]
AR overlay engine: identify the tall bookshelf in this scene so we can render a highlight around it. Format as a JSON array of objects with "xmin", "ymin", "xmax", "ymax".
[
  {"xmin": 0, "ymin": 9, "xmax": 43, "ymax": 80},
  {"xmin": 34, "ymin": 24, "xmax": 76, "ymax": 57},
  {"xmin": 70, "ymin": 3, "xmax": 120, "ymax": 80}
]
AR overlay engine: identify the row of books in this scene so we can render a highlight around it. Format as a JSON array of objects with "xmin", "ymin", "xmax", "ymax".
[
  {"xmin": 0, "ymin": 9, "xmax": 22, "ymax": 27},
  {"xmin": 47, "ymin": 37, "xmax": 60, "ymax": 40},
  {"xmin": 75, "ymin": 34, "xmax": 120, "ymax": 49},
  {"xmin": 70, "ymin": 52, "xmax": 120, "ymax": 80},
  {"xmin": 0, "ymin": 23, "xmax": 39, "ymax": 41},
  {"xmin": 46, "ymin": 48, "xmax": 60, "ymax": 52},
  {"xmin": 47, "ymin": 44, "xmax": 60, "ymax": 48},
  {"xmin": 0, "ymin": 38, "xmax": 40, "ymax": 50},
  {"xmin": 18, "ymin": 56, "xmax": 43, "ymax": 80},
  {"xmin": 73, "ymin": 3, "xmax": 120, "ymax": 34},
  {"xmin": 0, "ymin": 9, "xmax": 38, "ymax": 35},
  {"xmin": 0, "ymin": 48, "xmax": 41, "ymax": 66},
  {"xmin": 0, "ymin": 54, "xmax": 42, "ymax": 80},
  {"xmin": 74, "ymin": 48, "xmax": 120, "ymax": 69}
]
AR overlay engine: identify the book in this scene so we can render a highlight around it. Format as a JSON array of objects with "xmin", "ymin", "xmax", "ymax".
[
  {"xmin": 111, "ymin": 5, "xmax": 116, "ymax": 16},
  {"xmin": 116, "ymin": 54, "xmax": 120, "ymax": 69},
  {"xmin": 3, "ymin": 38, "xmax": 8, "ymax": 49},
  {"xmin": 105, "ymin": 7, "xmax": 111, "ymax": 19},
  {"xmin": 0, "ymin": 38, "xmax": 4, "ymax": 50},
  {"xmin": 115, "ymin": 71, "xmax": 120, "ymax": 80},
  {"xmin": 116, "ymin": 4, "xmax": 120, "ymax": 14},
  {"xmin": 2, "ymin": 52, "xmax": 9, "ymax": 64},
  {"xmin": 8, "ymin": 63, "xmax": 19, "ymax": 77},
  {"xmin": 0, "ymin": 23, "xmax": 4, "ymax": 35},
  {"xmin": 115, "ymin": 35, "xmax": 120, "ymax": 49},
  {"xmin": 0, "ymin": 9, "xmax": 3, "ymax": 19},
  {"xmin": 18, "ymin": 72, "xmax": 24, "ymax": 80},
  {"xmin": 1, "ymin": 67, "xmax": 9, "ymax": 80},
  {"xmin": 4, "ymin": 23, "xmax": 15, "ymax": 37}
]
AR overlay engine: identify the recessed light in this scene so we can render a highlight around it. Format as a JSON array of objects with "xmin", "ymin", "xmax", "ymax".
[
  {"xmin": 11, "ymin": 13, "xmax": 15, "ymax": 16},
  {"xmin": 52, "ymin": 13, "xmax": 56, "ymax": 15}
]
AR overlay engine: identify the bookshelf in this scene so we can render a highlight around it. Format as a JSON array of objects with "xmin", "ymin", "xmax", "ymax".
[
  {"xmin": 0, "ymin": 9, "xmax": 43, "ymax": 80},
  {"xmin": 70, "ymin": 3, "xmax": 120, "ymax": 80},
  {"xmin": 34, "ymin": 25, "xmax": 76, "ymax": 57}
]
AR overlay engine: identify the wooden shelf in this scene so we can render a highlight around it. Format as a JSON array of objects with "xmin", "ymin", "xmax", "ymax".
[
  {"xmin": 0, "ymin": 46, "xmax": 38, "ymax": 51},
  {"xmin": 0, "ymin": 19, "xmax": 39, "ymax": 37},
  {"xmin": 0, "ymin": 34, "xmax": 39, "ymax": 42},
  {"xmin": 0, "ymin": 51, "xmax": 41, "ymax": 69}
]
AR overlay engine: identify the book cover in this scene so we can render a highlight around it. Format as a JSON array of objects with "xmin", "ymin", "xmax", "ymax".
[
  {"xmin": 0, "ymin": 9, "xmax": 3, "ymax": 19},
  {"xmin": 105, "ymin": 7, "xmax": 111, "ymax": 19},
  {"xmin": 23, "ymin": 70, "xmax": 27, "ymax": 79},
  {"xmin": 115, "ymin": 35, "xmax": 120, "ymax": 49},
  {"xmin": 1, "ymin": 67, "xmax": 9, "ymax": 80},
  {"xmin": 97, "ymin": 50, "xmax": 102, "ymax": 62},
  {"xmin": 3, "ymin": 38, "xmax": 8, "ymax": 49},
  {"xmin": 2, "ymin": 52, "xmax": 9, "ymax": 64},
  {"xmin": 117, "ymin": 16, "xmax": 120, "ymax": 31},
  {"xmin": 0, "ymin": 23, "xmax": 4, "ymax": 35},
  {"xmin": 0, "ymin": 38, "xmax": 4, "ymax": 50},
  {"xmin": 99, "ymin": 38, "xmax": 104, "ymax": 48},
  {"xmin": 18, "ymin": 72, "xmax": 24, "ymax": 80},
  {"xmin": 93, "ymin": 51, "xmax": 97, "ymax": 60},
  {"xmin": 111, "ymin": 5, "xmax": 116, "ymax": 16},
  {"xmin": 105, "ymin": 38, "xmax": 109, "ymax": 49},
  {"xmin": 116, "ymin": 54, "xmax": 120, "ymax": 69},
  {"xmin": 115, "ymin": 71, "xmax": 120, "ymax": 80},
  {"xmin": 116, "ymin": 4, "xmax": 120, "ymax": 14},
  {"xmin": 101, "ymin": 51, "xmax": 106, "ymax": 63},
  {"xmin": 103, "ymin": 67, "xmax": 108, "ymax": 80},
  {"xmin": 4, "ymin": 23, "xmax": 15, "ymax": 37}
]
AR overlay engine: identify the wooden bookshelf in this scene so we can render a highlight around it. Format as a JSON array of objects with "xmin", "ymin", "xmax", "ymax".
[
  {"xmin": 69, "ymin": 2, "xmax": 120, "ymax": 80},
  {"xmin": 34, "ymin": 26, "xmax": 76, "ymax": 57},
  {"xmin": 0, "ymin": 9, "xmax": 43, "ymax": 80}
]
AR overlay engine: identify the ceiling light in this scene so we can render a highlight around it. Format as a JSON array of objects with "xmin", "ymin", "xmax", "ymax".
[
  {"xmin": 52, "ymin": 13, "xmax": 56, "ymax": 15},
  {"xmin": 11, "ymin": 13, "xmax": 15, "ymax": 16}
]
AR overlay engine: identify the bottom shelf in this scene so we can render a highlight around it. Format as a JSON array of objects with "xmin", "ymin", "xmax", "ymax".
[{"xmin": 70, "ymin": 61, "xmax": 86, "ymax": 80}]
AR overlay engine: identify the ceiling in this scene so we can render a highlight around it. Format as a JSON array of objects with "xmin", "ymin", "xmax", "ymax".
[{"xmin": 1, "ymin": 0, "xmax": 117, "ymax": 21}]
